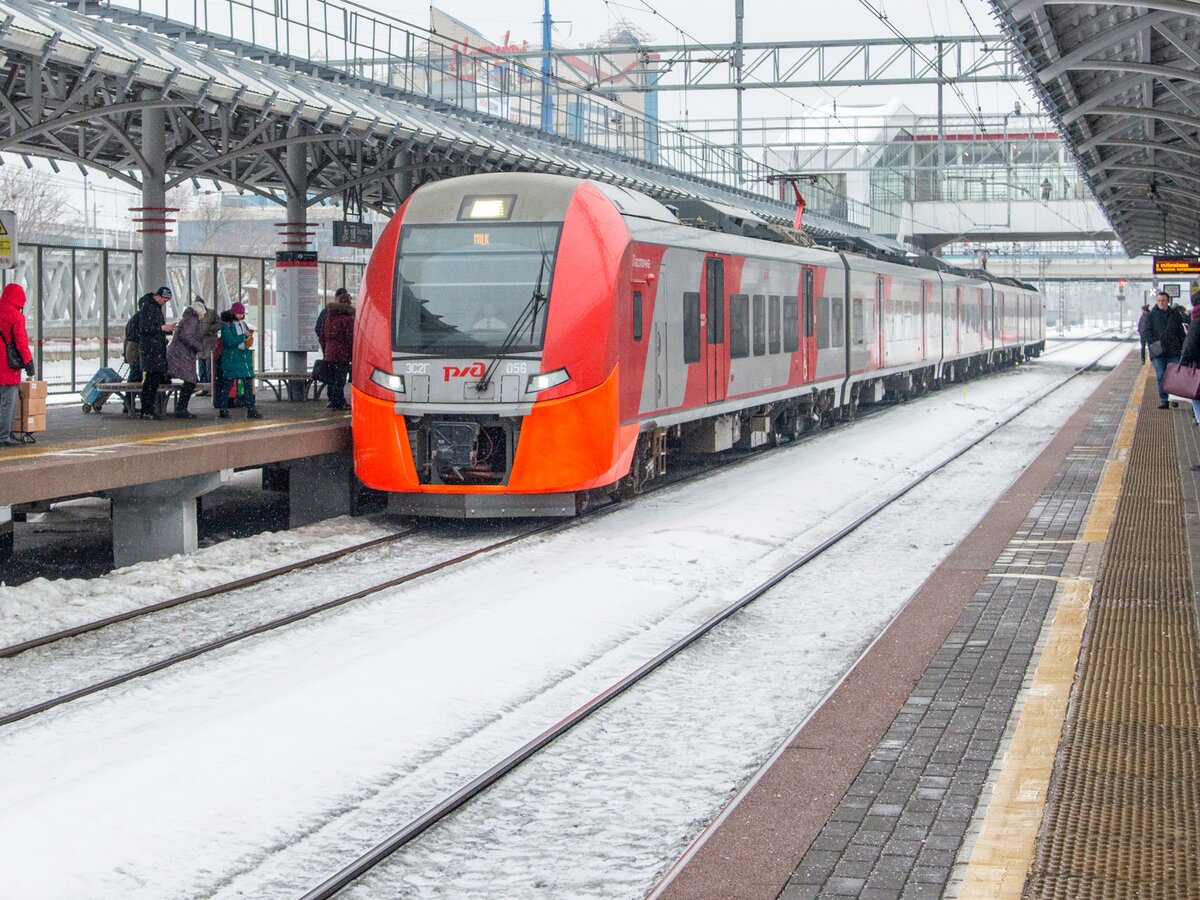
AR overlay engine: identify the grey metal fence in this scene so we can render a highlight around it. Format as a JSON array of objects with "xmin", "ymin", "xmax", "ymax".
[{"xmin": 0, "ymin": 244, "xmax": 365, "ymax": 394}]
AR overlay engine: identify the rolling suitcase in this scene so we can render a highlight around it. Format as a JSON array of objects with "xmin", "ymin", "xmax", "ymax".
[{"xmin": 81, "ymin": 366, "xmax": 122, "ymax": 412}]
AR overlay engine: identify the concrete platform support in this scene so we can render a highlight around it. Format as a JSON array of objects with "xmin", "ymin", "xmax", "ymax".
[
  {"xmin": 288, "ymin": 451, "xmax": 357, "ymax": 527},
  {"xmin": 0, "ymin": 505, "xmax": 12, "ymax": 563},
  {"xmin": 107, "ymin": 473, "xmax": 221, "ymax": 568}
]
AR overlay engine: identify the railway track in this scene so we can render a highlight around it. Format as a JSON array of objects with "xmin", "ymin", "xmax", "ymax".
[
  {"xmin": 296, "ymin": 341, "xmax": 1131, "ymax": 899},
  {"xmin": 0, "ymin": 524, "xmax": 553, "ymax": 728},
  {"xmin": 1, "ymin": 346, "xmax": 1115, "ymax": 734}
]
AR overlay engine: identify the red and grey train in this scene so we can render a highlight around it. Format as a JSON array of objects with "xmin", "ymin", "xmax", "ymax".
[{"xmin": 351, "ymin": 172, "xmax": 1044, "ymax": 516}]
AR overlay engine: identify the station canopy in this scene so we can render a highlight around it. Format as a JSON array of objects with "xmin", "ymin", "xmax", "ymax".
[{"xmin": 991, "ymin": 0, "xmax": 1200, "ymax": 257}]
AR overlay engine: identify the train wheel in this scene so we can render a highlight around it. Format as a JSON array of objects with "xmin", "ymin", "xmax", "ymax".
[{"xmin": 618, "ymin": 434, "xmax": 655, "ymax": 499}]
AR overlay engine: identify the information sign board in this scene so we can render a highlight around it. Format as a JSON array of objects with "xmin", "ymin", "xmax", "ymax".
[
  {"xmin": 1153, "ymin": 256, "xmax": 1200, "ymax": 275},
  {"xmin": 276, "ymin": 250, "xmax": 320, "ymax": 352},
  {"xmin": 0, "ymin": 210, "xmax": 17, "ymax": 269},
  {"xmin": 333, "ymin": 220, "xmax": 373, "ymax": 248}
]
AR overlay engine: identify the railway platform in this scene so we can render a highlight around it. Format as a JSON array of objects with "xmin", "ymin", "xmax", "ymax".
[
  {"xmin": 652, "ymin": 356, "xmax": 1200, "ymax": 899},
  {"xmin": 0, "ymin": 395, "xmax": 352, "ymax": 567}
]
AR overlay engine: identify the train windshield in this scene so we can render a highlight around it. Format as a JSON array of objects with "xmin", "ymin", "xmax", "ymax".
[{"xmin": 393, "ymin": 223, "xmax": 561, "ymax": 354}]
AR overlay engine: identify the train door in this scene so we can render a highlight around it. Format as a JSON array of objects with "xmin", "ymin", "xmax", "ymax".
[
  {"xmin": 802, "ymin": 268, "xmax": 815, "ymax": 381},
  {"xmin": 647, "ymin": 281, "xmax": 667, "ymax": 409},
  {"xmin": 876, "ymin": 276, "xmax": 886, "ymax": 366},
  {"xmin": 704, "ymin": 257, "xmax": 727, "ymax": 403}
]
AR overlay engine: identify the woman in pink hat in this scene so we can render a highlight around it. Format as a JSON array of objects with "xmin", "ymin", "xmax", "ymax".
[
  {"xmin": 0, "ymin": 283, "xmax": 35, "ymax": 445},
  {"xmin": 217, "ymin": 301, "xmax": 262, "ymax": 419}
]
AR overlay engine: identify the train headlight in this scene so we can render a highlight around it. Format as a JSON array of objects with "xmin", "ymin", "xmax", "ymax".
[
  {"xmin": 525, "ymin": 367, "xmax": 570, "ymax": 395},
  {"xmin": 370, "ymin": 368, "xmax": 406, "ymax": 394}
]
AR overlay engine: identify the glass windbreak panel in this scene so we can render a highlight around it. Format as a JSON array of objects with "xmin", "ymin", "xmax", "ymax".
[
  {"xmin": 393, "ymin": 223, "xmax": 561, "ymax": 354},
  {"xmin": 74, "ymin": 249, "xmax": 104, "ymax": 386},
  {"xmin": 107, "ymin": 251, "xmax": 139, "ymax": 368}
]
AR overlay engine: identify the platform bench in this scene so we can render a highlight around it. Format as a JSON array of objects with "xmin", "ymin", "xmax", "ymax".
[
  {"xmin": 255, "ymin": 371, "xmax": 327, "ymax": 401},
  {"xmin": 91, "ymin": 382, "xmax": 181, "ymax": 417}
]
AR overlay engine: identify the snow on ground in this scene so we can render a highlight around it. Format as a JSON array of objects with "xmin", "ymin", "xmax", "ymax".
[
  {"xmin": 0, "ymin": 514, "xmax": 397, "ymax": 646},
  {"xmin": 0, "ymin": 342, "xmax": 1130, "ymax": 899}
]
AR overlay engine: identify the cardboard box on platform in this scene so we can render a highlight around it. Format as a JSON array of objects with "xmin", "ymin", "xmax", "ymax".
[
  {"xmin": 13, "ymin": 413, "xmax": 45, "ymax": 433},
  {"xmin": 18, "ymin": 380, "xmax": 48, "ymax": 401}
]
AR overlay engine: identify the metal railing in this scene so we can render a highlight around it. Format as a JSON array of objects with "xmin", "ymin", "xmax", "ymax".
[{"xmin": 0, "ymin": 243, "xmax": 365, "ymax": 394}]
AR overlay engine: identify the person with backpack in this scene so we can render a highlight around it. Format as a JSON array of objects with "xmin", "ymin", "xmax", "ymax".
[
  {"xmin": 0, "ymin": 283, "xmax": 35, "ymax": 446},
  {"xmin": 136, "ymin": 286, "xmax": 176, "ymax": 420},
  {"xmin": 125, "ymin": 297, "xmax": 149, "ymax": 384}
]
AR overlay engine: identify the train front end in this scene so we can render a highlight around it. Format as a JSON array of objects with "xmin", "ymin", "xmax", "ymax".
[{"xmin": 351, "ymin": 173, "xmax": 638, "ymax": 517}]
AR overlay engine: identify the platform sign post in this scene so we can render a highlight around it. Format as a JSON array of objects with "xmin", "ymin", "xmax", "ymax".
[
  {"xmin": 0, "ymin": 210, "xmax": 17, "ymax": 269},
  {"xmin": 276, "ymin": 250, "xmax": 320, "ymax": 353}
]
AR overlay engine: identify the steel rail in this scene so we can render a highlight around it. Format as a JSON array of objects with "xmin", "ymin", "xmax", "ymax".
[
  {"xmin": 0, "ymin": 525, "xmax": 556, "ymax": 729},
  {"xmin": 298, "ymin": 342, "xmax": 1128, "ymax": 900},
  {"xmin": 0, "ymin": 530, "xmax": 417, "ymax": 659}
]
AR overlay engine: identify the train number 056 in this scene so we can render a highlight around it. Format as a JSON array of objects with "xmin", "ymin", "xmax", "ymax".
[{"xmin": 505, "ymin": 362, "xmax": 529, "ymax": 374}]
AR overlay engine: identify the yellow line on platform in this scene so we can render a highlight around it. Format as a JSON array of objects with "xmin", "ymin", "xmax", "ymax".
[
  {"xmin": 1080, "ymin": 370, "xmax": 1144, "ymax": 544},
  {"xmin": 956, "ymin": 366, "xmax": 1146, "ymax": 899}
]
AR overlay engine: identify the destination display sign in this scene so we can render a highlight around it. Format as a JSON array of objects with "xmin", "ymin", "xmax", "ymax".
[
  {"xmin": 1153, "ymin": 256, "xmax": 1200, "ymax": 275},
  {"xmin": 333, "ymin": 220, "xmax": 373, "ymax": 248}
]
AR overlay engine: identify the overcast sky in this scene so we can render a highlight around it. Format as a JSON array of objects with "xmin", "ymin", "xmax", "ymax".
[{"xmin": 377, "ymin": 0, "xmax": 1038, "ymax": 122}]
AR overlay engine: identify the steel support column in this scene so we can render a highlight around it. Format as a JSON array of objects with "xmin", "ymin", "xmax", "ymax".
[
  {"xmin": 140, "ymin": 91, "xmax": 167, "ymax": 292},
  {"xmin": 285, "ymin": 127, "xmax": 309, "ymax": 400}
]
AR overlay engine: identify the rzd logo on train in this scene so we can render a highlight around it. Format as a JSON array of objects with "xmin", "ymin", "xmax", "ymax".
[{"xmin": 443, "ymin": 362, "xmax": 486, "ymax": 381}]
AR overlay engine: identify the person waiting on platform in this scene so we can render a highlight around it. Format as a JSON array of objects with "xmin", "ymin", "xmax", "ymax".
[
  {"xmin": 318, "ymin": 288, "xmax": 355, "ymax": 411},
  {"xmin": 0, "ymin": 283, "xmax": 35, "ymax": 447},
  {"xmin": 217, "ymin": 301, "xmax": 262, "ymax": 420},
  {"xmin": 136, "ymin": 286, "xmax": 176, "ymax": 420},
  {"xmin": 1147, "ymin": 290, "xmax": 1186, "ymax": 409},
  {"xmin": 1137, "ymin": 303, "xmax": 1151, "ymax": 364},
  {"xmin": 166, "ymin": 298, "xmax": 210, "ymax": 419}
]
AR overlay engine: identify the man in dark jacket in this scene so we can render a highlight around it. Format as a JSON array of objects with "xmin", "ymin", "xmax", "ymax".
[
  {"xmin": 1147, "ymin": 290, "xmax": 1187, "ymax": 408},
  {"xmin": 320, "ymin": 291, "xmax": 355, "ymax": 410},
  {"xmin": 1137, "ymin": 303, "xmax": 1151, "ymax": 364},
  {"xmin": 137, "ymin": 286, "xmax": 176, "ymax": 419}
]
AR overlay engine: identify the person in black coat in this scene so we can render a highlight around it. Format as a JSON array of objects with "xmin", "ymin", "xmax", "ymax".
[
  {"xmin": 137, "ymin": 286, "xmax": 176, "ymax": 419},
  {"xmin": 1147, "ymin": 290, "xmax": 1187, "ymax": 408}
]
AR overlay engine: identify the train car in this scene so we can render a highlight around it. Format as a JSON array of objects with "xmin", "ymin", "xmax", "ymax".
[{"xmin": 351, "ymin": 172, "xmax": 1044, "ymax": 517}]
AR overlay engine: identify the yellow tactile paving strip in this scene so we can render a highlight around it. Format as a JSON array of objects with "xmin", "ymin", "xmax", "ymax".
[
  {"xmin": 1021, "ymin": 366, "xmax": 1200, "ymax": 897},
  {"xmin": 957, "ymin": 368, "xmax": 1147, "ymax": 899}
]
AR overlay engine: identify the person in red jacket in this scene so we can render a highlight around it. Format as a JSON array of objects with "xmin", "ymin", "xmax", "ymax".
[
  {"xmin": 319, "ymin": 289, "xmax": 355, "ymax": 411},
  {"xmin": 0, "ymin": 283, "xmax": 35, "ymax": 446}
]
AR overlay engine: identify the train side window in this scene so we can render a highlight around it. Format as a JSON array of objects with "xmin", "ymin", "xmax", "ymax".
[
  {"xmin": 753, "ymin": 294, "xmax": 766, "ymax": 356},
  {"xmin": 803, "ymin": 270, "xmax": 815, "ymax": 338},
  {"xmin": 784, "ymin": 295, "xmax": 799, "ymax": 352},
  {"xmin": 633, "ymin": 290, "xmax": 643, "ymax": 342},
  {"xmin": 768, "ymin": 295, "xmax": 781, "ymax": 354},
  {"xmin": 684, "ymin": 292, "xmax": 701, "ymax": 363},
  {"xmin": 730, "ymin": 294, "xmax": 750, "ymax": 359},
  {"xmin": 852, "ymin": 298, "xmax": 865, "ymax": 345},
  {"xmin": 816, "ymin": 297, "xmax": 830, "ymax": 350},
  {"xmin": 830, "ymin": 299, "xmax": 845, "ymax": 347},
  {"xmin": 706, "ymin": 258, "xmax": 725, "ymax": 345}
]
